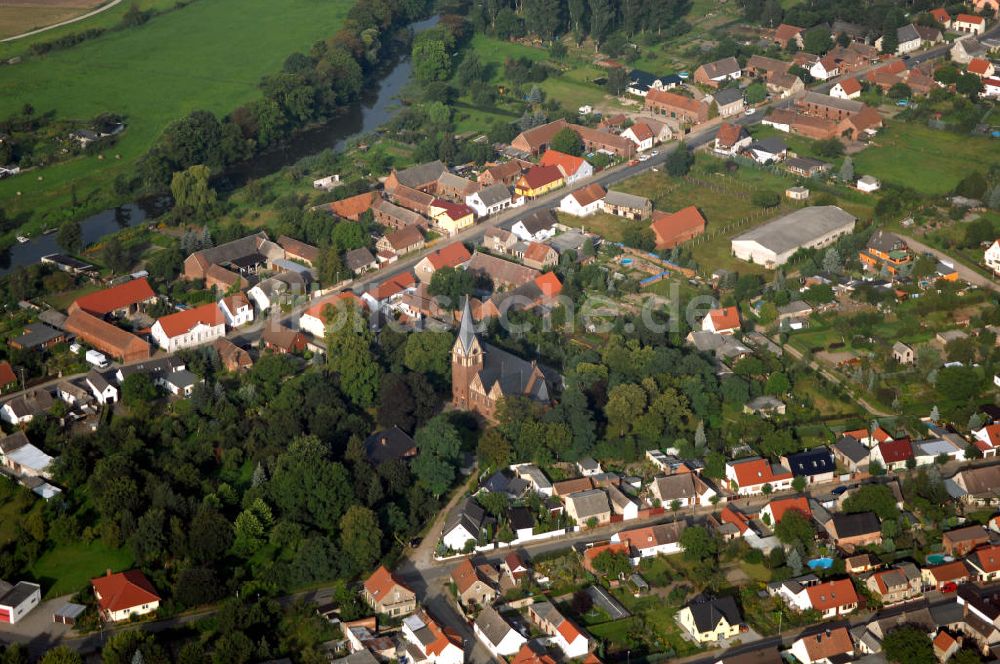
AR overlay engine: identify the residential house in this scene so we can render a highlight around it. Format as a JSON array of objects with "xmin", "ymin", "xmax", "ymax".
[
  {"xmin": 930, "ymin": 8, "xmax": 952, "ymax": 28},
  {"xmin": 830, "ymin": 78, "xmax": 863, "ymax": 100},
  {"xmin": 363, "ymin": 272, "xmax": 417, "ymax": 313},
  {"xmin": 983, "ymin": 240, "xmax": 1000, "ymax": 275},
  {"xmin": 414, "ymin": 242, "xmax": 472, "ymax": 283},
  {"xmin": 451, "ymin": 558, "xmax": 498, "ymax": 607},
  {"xmin": 435, "ymin": 171, "xmax": 481, "ymax": 202},
  {"xmin": 766, "ymin": 71, "xmax": 805, "ymax": 98},
  {"xmin": 866, "ymin": 563, "xmax": 922, "ymax": 604},
  {"xmin": 91, "ymin": 570, "xmax": 160, "ymax": 622},
  {"xmin": 328, "ymin": 191, "xmax": 377, "ymax": 221},
  {"xmin": 246, "ymin": 272, "xmax": 309, "ymax": 311},
  {"xmin": 725, "ymin": 457, "xmax": 794, "ymax": 495},
  {"xmin": 68, "ymin": 277, "xmax": 157, "ymax": 317},
  {"xmin": 678, "ymin": 595, "xmax": 744, "ymax": 643},
  {"xmin": 478, "ymin": 161, "xmax": 528, "ymax": 187},
  {"xmin": 8, "ymin": 323, "xmax": 65, "ymax": 352},
  {"xmin": 612, "ymin": 521, "xmax": 687, "ymax": 561},
  {"xmin": 511, "ymin": 209, "xmax": 559, "ymax": 242},
  {"xmin": 790, "ymin": 627, "xmax": 855, "ymax": 664},
  {"xmin": 968, "ymin": 57, "xmax": 996, "ymax": 78},
  {"xmin": 951, "ymin": 37, "xmax": 988, "ymax": 64},
  {"xmin": 514, "ymin": 166, "xmax": 565, "ymax": 200},
  {"xmin": 85, "ymin": 370, "xmax": 118, "ymax": 404},
  {"xmin": 832, "ymin": 437, "xmax": 869, "ymax": 473},
  {"xmin": 442, "ymin": 498, "xmax": 490, "ymax": 551},
  {"xmin": 372, "ymin": 198, "xmax": 427, "ymax": 230},
  {"xmin": 212, "ymin": 338, "xmax": 252, "ymax": 373},
  {"xmin": 621, "ymin": 122, "xmax": 656, "ymax": 151},
  {"xmin": 565, "ymin": 489, "xmax": 611, "ymax": 525},
  {"xmin": 345, "ymin": 247, "xmax": 379, "ymax": 275},
  {"xmin": 870, "ymin": 438, "xmax": 913, "ymax": 471},
  {"xmin": 883, "ymin": 24, "xmax": 924, "ymax": 54},
  {"xmin": 151, "ymin": 303, "xmax": 226, "ymax": 352},
  {"xmin": 921, "ymin": 561, "xmax": 970, "ymax": 591},
  {"xmin": 510, "ymin": 642, "xmax": 557, "ymax": 664},
  {"xmin": 522, "ymin": 242, "xmax": 558, "ymax": 270},
  {"xmin": 934, "ymin": 631, "xmax": 961, "ymax": 662},
  {"xmin": 966, "ymin": 546, "xmax": 1000, "ymax": 582},
  {"xmin": 607, "ymin": 484, "xmax": 639, "ymax": 521},
  {"xmin": 781, "ymin": 448, "xmax": 836, "ymax": 484},
  {"xmin": 650, "ymin": 206, "xmax": 706, "ymax": 249},
  {"xmin": 466, "ymin": 183, "xmax": 514, "ymax": 218},
  {"xmin": 954, "ymin": 14, "xmax": 986, "ymax": 35},
  {"xmin": 0, "ymin": 388, "xmax": 54, "ymax": 426},
  {"xmin": 401, "ymin": 610, "xmax": 464, "ymax": 664},
  {"xmin": 943, "ymin": 525, "xmax": 991, "ymax": 556},
  {"xmin": 298, "ymin": 291, "xmax": 365, "ymax": 339},
  {"xmin": 650, "ymin": 473, "xmax": 717, "ymax": 508},
  {"xmin": 745, "ymin": 137, "xmax": 787, "ymax": 164},
  {"xmin": 508, "ymin": 506, "xmax": 536, "ymax": 539},
  {"xmin": 261, "ymin": 324, "xmax": 308, "ymax": 354},
  {"xmin": 376, "ymin": 226, "xmax": 425, "ymax": 258},
  {"xmin": 218, "ymin": 293, "xmax": 253, "ymax": 328},
  {"xmin": 773, "ymin": 24, "xmax": 805, "ymax": 48},
  {"xmin": 603, "ymin": 191, "xmax": 652, "ymax": 221},
  {"xmin": 503, "ymin": 552, "xmax": 530, "ymax": 583},
  {"xmin": 760, "ymin": 496, "xmax": 811, "ymax": 527},
  {"xmin": 626, "ymin": 69, "xmax": 682, "ymax": 96},
  {"xmin": 694, "ymin": 57, "xmax": 742, "ymax": 87},
  {"xmin": 428, "ymin": 199, "xmax": 475, "ymax": 236},
  {"xmin": 645, "ymin": 90, "xmax": 710, "ymax": 124},
  {"xmin": 702, "ymin": 307, "xmax": 741, "ymax": 334},
  {"xmin": 0, "ymin": 362, "xmax": 15, "ymax": 394},
  {"xmin": 363, "ymin": 427, "xmax": 416, "ymax": 466},
  {"xmin": 527, "ymin": 600, "xmax": 591, "ymax": 659},
  {"xmin": 540, "ymin": 150, "xmax": 593, "ymax": 185},
  {"xmin": 744, "ymin": 396, "xmax": 786, "ymax": 417},
  {"xmin": 780, "ymin": 577, "xmax": 859, "ymax": 618},
  {"xmin": 714, "ymin": 123, "xmax": 752, "ymax": 156},
  {"xmin": 560, "ymin": 183, "xmax": 607, "ymax": 217},
  {"xmin": 474, "ymin": 606, "xmax": 527, "ymax": 658},
  {"xmin": 893, "ymin": 341, "xmax": 916, "ymax": 365},
  {"xmin": 713, "ymin": 88, "xmax": 745, "ymax": 118},
  {"xmin": 826, "ymin": 512, "xmax": 882, "ymax": 549},
  {"xmin": 182, "ymin": 232, "xmax": 282, "ymax": 282}
]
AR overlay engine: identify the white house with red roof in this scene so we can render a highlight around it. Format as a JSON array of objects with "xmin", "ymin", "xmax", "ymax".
[
  {"xmin": 611, "ymin": 521, "xmax": 687, "ymax": 562},
  {"xmin": 966, "ymin": 545, "xmax": 1000, "ymax": 582},
  {"xmin": 972, "ymin": 424, "xmax": 1000, "ymax": 457},
  {"xmin": 869, "ymin": 438, "xmax": 913, "ymax": 471},
  {"xmin": 842, "ymin": 425, "xmax": 893, "ymax": 448},
  {"xmin": 559, "ymin": 183, "xmax": 607, "ymax": 217},
  {"xmin": 621, "ymin": 123, "xmax": 655, "ymax": 151},
  {"xmin": 414, "ymin": 242, "xmax": 472, "ymax": 282},
  {"xmin": 930, "ymin": 8, "xmax": 951, "ymax": 28},
  {"xmin": 362, "ymin": 272, "xmax": 417, "ymax": 314},
  {"xmin": 539, "ymin": 150, "xmax": 593, "ymax": 185},
  {"xmin": 760, "ymin": 496, "xmax": 811, "ymax": 526},
  {"xmin": 402, "ymin": 609, "xmax": 464, "ymax": 664},
  {"xmin": 151, "ymin": 303, "xmax": 226, "ymax": 352},
  {"xmin": 830, "ymin": 78, "xmax": 862, "ymax": 100},
  {"xmin": 968, "ymin": 57, "xmax": 996, "ymax": 78},
  {"xmin": 726, "ymin": 457, "xmax": 794, "ymax": 496},
  {"xmin": 527, "ymin": 599, "xmax": 591, "ymax": 659},
  {"xmin": 954, "ymin": 14, "xmax": 985, "ymax": 35},
  {"xmin": 91, "ymin": 570, "xmax": 161, "ymax": 622},
  {"xmin": 773, "ymin": 577, "xmax": 858, "ymax": 618},
  {"xmin": 702, "ymin": 307, "xmax": 741, "ymax": 335},
  {"xmin": 984, "ymin": 78, "xmax": 1000, "ymax": 98},
  {"xmin": 363, "ymin": 565, "xmax": 416, "ymax": 616},
  {"xmin": 790, "ymin": 627, "xmax": 855, "ymax": 664},
  {"xmin": 218, "ymin": 293, "xmax": 253, "ymax": 328},
  {"xmin": 299, "ymin": 292, "xmax": 366, "ymax": 339}
]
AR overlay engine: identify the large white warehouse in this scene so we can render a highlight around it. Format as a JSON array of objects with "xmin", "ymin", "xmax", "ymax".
[{"xmin": 731, "ymin": 206, "xmax": 856, "ymax": 268}]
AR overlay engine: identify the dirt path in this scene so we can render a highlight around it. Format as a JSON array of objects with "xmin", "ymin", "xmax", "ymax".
[
  {"xmin": 1, "ymin": 0, "xmax": 123, "ymax": 43},
  {"xmin": 896, "ymin": 234, "xmax": 1000, "ymax": 294}
]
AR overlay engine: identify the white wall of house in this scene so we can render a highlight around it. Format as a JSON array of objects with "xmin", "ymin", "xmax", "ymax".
[
  {"xmin": 151, "ymin": 321, "xmax": 225, "ymax": 353},
  {"xmin": 466, "ymin": 192, "xmax": 513, "ymax": 218},
  {"xmin": 443, "ymin": 524, "xmax": 477, "ymax": 551},
  {"xmin": 559, "ymin": 192, "xmax": 604, "ymax": 217},
  {"xmin": 219, "ymin": 299, "xmax": 254, "ymax": 327},
  {"xmin": 105, "ymin": 599, "xmax": 159, "ymax": 623},
  {"xmin": 86, "ymin": 379, "xmax": 118, "ymax": 404},
  {"xmin": 985, "ymin": 241, "xmax": 1000, "ymax": 275}
]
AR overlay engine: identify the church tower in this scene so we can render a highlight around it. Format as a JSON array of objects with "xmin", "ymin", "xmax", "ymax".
[{"xmin": 452, "ymin": 297, "xmax": 484, "ymax": 410}]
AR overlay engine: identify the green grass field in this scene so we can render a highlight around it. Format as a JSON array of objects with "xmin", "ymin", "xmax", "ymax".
[
  {"xmin": 852, "ymin": 121, "xmax": 1000, "ymax": 196},
  {"xmin": 31, "ymin": 540, "xmax": 135, "ymax": 597},
  {"xmin": 0, "ymin": 0, "xmax": 352, "ymax": 233}
]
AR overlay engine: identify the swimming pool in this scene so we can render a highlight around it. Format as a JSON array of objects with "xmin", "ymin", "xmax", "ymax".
[
  {"xmin": 926, "ymin": 554, "xmax": 953, "ymax": 564},
  {"xmin": 807, "ymin": 557, "xmax": 834, "ymax": 570},
  {"xmin": 620, "ymin": 258, "xmax": 633, "ymax": 266}
]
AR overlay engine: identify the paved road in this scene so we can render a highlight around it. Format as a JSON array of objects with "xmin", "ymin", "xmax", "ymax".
[
  {"xmin": 897, "ymin": 233, "xmax": 1000, "ymax": 294},
  {"xmin": 0, "ymin": 0, "xmax": 124, "ymax": 43}
]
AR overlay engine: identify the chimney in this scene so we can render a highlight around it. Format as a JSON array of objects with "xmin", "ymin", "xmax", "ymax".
[{"xmin": 106, "ymin": 569, "xmax": 112, "ymax": 576}]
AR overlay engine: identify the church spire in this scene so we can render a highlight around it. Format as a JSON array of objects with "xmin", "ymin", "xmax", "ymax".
[{"xmin": 458, "ymin": 296, "xmax": 476, "ymax": 353}]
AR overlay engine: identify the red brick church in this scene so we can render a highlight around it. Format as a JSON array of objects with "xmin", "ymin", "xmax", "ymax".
[{"xmin": 451, "ymin": 299, "xmax": 554, "ymax": 421}]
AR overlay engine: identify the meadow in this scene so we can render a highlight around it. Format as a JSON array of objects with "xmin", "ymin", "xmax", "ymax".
[
  {"xmin": 0, "ymin": 0, "xmax": 352, "ymax": 232},
  {"xmin": 852, "ymin": 121, "xmax": 999, "ymax": 196}
]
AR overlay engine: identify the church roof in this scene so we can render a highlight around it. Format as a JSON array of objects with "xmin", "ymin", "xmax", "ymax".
[{"xmin": 458, "ymin": 296, "xmax": 477, "ymax": 353}]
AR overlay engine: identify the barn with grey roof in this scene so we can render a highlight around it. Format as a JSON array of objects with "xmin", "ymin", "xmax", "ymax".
[{"xmin": 731, "ymin": 206, "xmax": 856, "ymax": 267}]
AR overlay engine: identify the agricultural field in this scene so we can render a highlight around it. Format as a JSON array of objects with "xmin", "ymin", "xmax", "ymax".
[
  {"xmin": 0, "ymin": 0, "xmax": 110, "ymax": 40},
  {"xmin": 852, "ymin": 121, "xmax": 999, "ymax": 196},
  {"xmin": 0, "ymin": 0, "xmax": 353, "ymax": 232}
]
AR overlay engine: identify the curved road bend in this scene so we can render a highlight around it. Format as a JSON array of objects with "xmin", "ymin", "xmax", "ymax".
[{"xmin": 1, "ymin": 0, "xmax": 124, "ymax": 43}]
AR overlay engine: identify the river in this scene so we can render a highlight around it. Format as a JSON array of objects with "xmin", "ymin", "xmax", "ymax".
[{"xmin": 0, "ymin": 14, "xmax": 439, "ymax": 276}]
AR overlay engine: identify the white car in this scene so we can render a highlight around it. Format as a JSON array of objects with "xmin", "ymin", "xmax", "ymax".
[
  {"xmin": 650, "ymin": 150, "xmax": 659, "ymax": 156},
  {"xmin": 638, "ymin": 154, "xmax": 650, "ymax": 161},
  {"xmin": 745, "ymin": 108, "xmax": 755, "ymax": 116}
]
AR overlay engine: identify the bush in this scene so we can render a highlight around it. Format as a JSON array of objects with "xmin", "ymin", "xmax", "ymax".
[{"xmin": 752, "ymin": 190, "xmax": 780, "ymax": 208}]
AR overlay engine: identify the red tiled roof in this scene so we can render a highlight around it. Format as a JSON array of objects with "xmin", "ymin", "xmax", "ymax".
[
  {"xmin": 512, "ymin": 642, "xmax": 557, "ymax": 664},
  {"xmin": 451, "ymin": 558, "xmax": 485, "ymax": 593},
  {"xmin": 973, "ymin": 545, "xmax": 1000, "ymax": 573},
  {"xmin": 774, "ymin": 23, "xmax": 804, "ymax": 43},
  {"xmin": 650, "ymin": 206, "xmax": 706, "ymax": 248},
  {"xmin": 524, "ymin": 242, "xmax": 553, "ymax": 265},
  {"xmin": 839, "ymin": 78, "xmax": 862, "ymax": 95},
  {"xmin": 304, "ymin": 291, "xmax": 364, "ymax": 320},
  {"xmin": 583, "ymin": 542, "xmax": 630, "ymax": 568},
  {"xmin": 557, "ymin": 615, "xmax": 583, "ymax": 644},
  {"xmin": 155, "ymin": 303, "xmax": 225, "ymax": 338},
  {"xmin": 721, "ymin": 507, "xmax": 750, "ymax": 534},
  {"xmin": 878, "ymin": 438, "xmax": 913, "ymax": 464},
  {"xmin": 425, "ymin": 242, "xmax": 472, "ymax": 270},
  {"xmin": 708, "ymin": 306, "xmax": 740, "ymax": 331},
  {"xmin": 71, "ymin": 278, "xmax": 156, "ymax": 316},
  {"xmin": 766, "ymin": 496, "xmax": 811, "ymax": 524},
  {"xmin": 519, "ymin": 165, "xmax": 564, "ymax": 190},
  {"xmin": 968, "ymin": 58, "xmax": 992, "ymax": 75},
  {"xmin": 431, "ymin": 199, "xmax": 474, "ymax": 222},
  {"xmin": 715, "ymin": 122, "xmax": 744, "ymax": 148},
  {"xmin": 534, "ymin": 272, "xmax": 563, "ymax": 298},
  {"xmin": 626, "ymin": 122, "xmax": 655, "ymax": 142},
  {"xmin": 879, "ymin": 60, "xmax": 907, "ymax": 76},
  {"xmin": 926, "ymin": 561, "xmax": 969, "ymax": 583},
  {"xmin": 956, "ymin": 13, "xmax": 984, "ymax": 24},
  {"xmin": 370, "ymin": 272, "xmax": 416, "ymax": 301},
  {"xmin": 364, "ymin": 565, "xmax": 410, "ymax": 600},
  {"xmin": 0, "ymin": 361, "xmax": 15, "ymax": 387},
  {"xmin": 646, "ymin": 90, "xmax": 706, "ymax": 114},
  {"xmin": 91, "ymin": 570, "xmax": 160, "ymax": 613},
  {"xmin": 540, "ymin": 150, "xmax": 587, "ymax": 178},
  {"xmin": 329, "ymin": 191, "xmax": 377, "ymax": 220},
  {"xmin": 805, "ymin": 578, "xmax": 858, "ymax": 611},
  {"xmin": 64, "ymin": 311, "xmax": 150, "ymax": 359},
  {"xmin": 385, "ymin": 226, "xmax": 425, "ymax": 251},
  {"xmin": 571, "ymin": 183, "xmax": 606, "ymax": 207},
  {"xmin": 934, "ymin": 631, "xmax": 957, "ymax": 653},
  {"xmin": 929, "ymin": 8, "xmax": 951, "ymax": 23},
  {"xmin": 731, "ymin": 458, "xmax": 792, "ymax": 488},
  {"xmin": 976, "ymin": 424, "xmax": 1000, "ymax": 451},
  {"xmin": 800, "ymin": 626, "xmax": 853, "ymax": 660}
]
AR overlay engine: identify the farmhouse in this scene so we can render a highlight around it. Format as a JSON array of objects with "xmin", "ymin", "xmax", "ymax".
[
  {"xmin": 645, "ymin": 91, "xmax": 710, "ymax": 125},
  {"xmin": 151, "ymin": 303, "xmax": 226, "ymax": 352},
  {"xmin": 954, "ymin": 14, "xmax": 985, "ymax": 35},
  {"xmin": 731, "ymin": 206, "xmax": 856, "ymax": 268},
  {"xmin": 560, "ymin": 183, "xmax": 607, "ymax": 217},
  {"xmin": 694, "ymin": 57, "xmax": 742, "ymax": 87},
  {"xmin": 466, "ymin": 183, "xmax": 514, "ymax": 218},
  {"xmin": 64, "ymin": 311, "xmax": 150, "ymax": 362},
  {"xmin": 603, "ymin": 191, "xmax": 652, "ymax": 220},
  {"xmin": 68, "ymin": 277, "xmax": 157, "ymax": 317},
  {"xmin": 650, "ymin": 206, "xmax": 706, "ymax": 249}
]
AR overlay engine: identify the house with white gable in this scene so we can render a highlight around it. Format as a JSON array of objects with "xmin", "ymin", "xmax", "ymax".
[
  {"xmin": 725, "ymin": 457, "xmax": 794, "ymax": 496},
  {"xmin": 702, "ymin": 307, "xmax": 741, "ymax": 335},
  {"xmin": 151, "ymin": 303, "xmax": 226, "ymax": 352},
  {"xmin": 85, "ymin": 370, "xmax": 118, "ymax": 404},
  {"xmin": 473, "ymin": 606, "xmax": 527, "ymax": 658},
  {"xmin": 972, "ymin": 423, "xmax": 1000, "ymax": 457},
  {"xmin": 466, "ymin": 183, "xmax": 514, "ymax": 218},
  {"xmin": 401, "ymin": 610, "xmax": 464, "ymax": 664},
  {"xmin": 218, "ymin": 293, "xmax": 254, "ymax": 328},
  {"xmin": 830, "ymin": 78, "xmax": 862, "ymax": 100},
  {"xmin": 559, "ymin": 183, "xmax": 607, "ymax": 217},
  {"xmin": 986, "ymin": 240, "xmax": 1000, "ymax": 275},
  {"xmin": 621, "ymin": 122, "xmax": 655, "ymax": 151},
  {"xmin": 441, "ymin": 498, "xmax": 490, "ymax": 552},
  {"xmin": 611, "ymin": 521, "xmax": 687, "ymax": 563},
  {"xmin": 769, "ymin": 576, "xmax": 859, "ymax": 618},
  {"xmin": 527, "ymin": 599, "xmax": 591, "ymax": 659}
]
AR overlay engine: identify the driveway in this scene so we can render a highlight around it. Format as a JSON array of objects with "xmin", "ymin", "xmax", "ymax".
[{"xmin": 896, "ymin": 234, "xmax": 1000, "ymax": 294}]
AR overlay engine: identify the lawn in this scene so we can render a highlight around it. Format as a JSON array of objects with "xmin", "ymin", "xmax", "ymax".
[
  {"xmin": 31, "ymin": 540, "xmax": 135, "ymax": 598},
  {"xmin": 0, "ymin": 0, "xmax": 352, "ymax": 233},
  {"xmin": 44, "ymin": 282, "xmax": 102, "ymax": 310},
  {"xmin": 852, "ymin": 121, "xmax": 1000, "ymax": 196}
]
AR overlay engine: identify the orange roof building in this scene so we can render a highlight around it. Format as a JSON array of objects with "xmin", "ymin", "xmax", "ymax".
[
  {"xmin": 762, "ymin": 496, "xmax": 811, "ymax": 525},
  {"xmin": 329, "ymin": 191, "xmax": 377, "ymax": 221},
  {"xmin": 69, "ymin": 278, "xmax": 157, "ymax": 317},
  {"xmin": 644, "ymin": 90, "xmax": 710, "ymax": 124},
  {"xmin": 363, "ymin": 565, "xmax": 416, "ymax": 616},
  {"xmin": 64, "ymin": 311, "xmax": 150, "ymax": 362},
  {"xmin": 0, "ymin": 361, "xmax": 17, "ymax": 392},
  {"xmin": 726, "ymin": 457, "xmax": 794, "ymax": 495},
  {"xmin": 151, "ymin": 303, "xmax": 226, "ymax": 352},
  {"xmin": 539, "ymin": 150, "xmax": 590, "ymax": 181},
  {"xmin": 91, "ymin": 570, "xmax": 160, "ymax": 622},
  {"xmin": 515, "ymin": 165, "xmax": 565, "ymax": 198},
  {"xmin": 804, "ymin": 578, "xmax": 859, "ymax": 616},
  {"xmin": 702, "ymin": 306, "xmax": 741, "ymax": 334},
  {"xmin": 415, "ymin": 242, "xmax": 472, "ymax": 282},
  {"xmin": 650, "ymin": 206, "xmax": 706, "ymax": 249}
]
